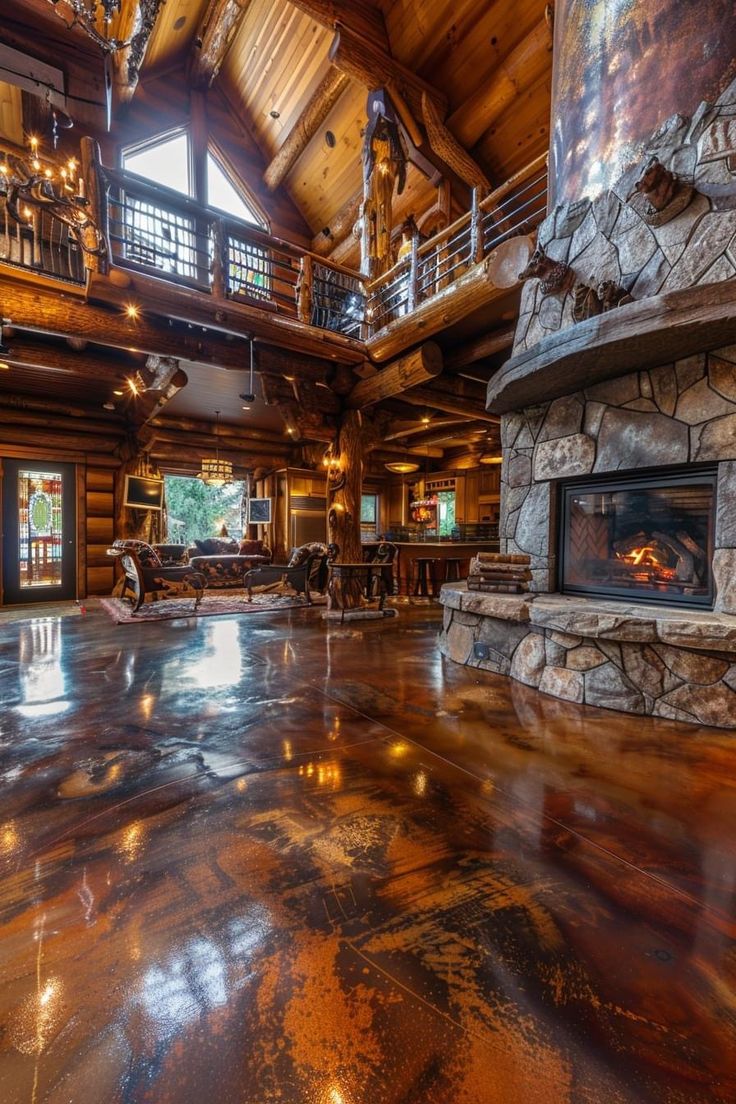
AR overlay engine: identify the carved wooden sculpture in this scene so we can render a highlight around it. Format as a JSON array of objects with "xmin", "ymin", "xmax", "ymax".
[
  {"xmin": 518, "ymin": 245, "xmax": 573, "ymax": 295},
  {"xmin": 629, "ymin": 156, "xmax": 694, "ymax": 225},
  {"xmin": 360, "ymin": 89, "xmax": 407, "ymax": 280}
]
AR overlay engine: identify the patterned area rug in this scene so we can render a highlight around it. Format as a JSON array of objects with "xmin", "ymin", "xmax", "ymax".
[
  {"xmin": 98, "ymin": 591, "xmax": 324, "ymax": 624},
  {"xmin": 0, "ymin": 601, "xmax": 84, "ymax": 625}
]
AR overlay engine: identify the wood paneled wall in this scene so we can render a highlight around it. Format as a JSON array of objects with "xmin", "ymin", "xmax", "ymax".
[{"xmin": 85, "ymin": 467, "xmax": 115, "ymax": 595}]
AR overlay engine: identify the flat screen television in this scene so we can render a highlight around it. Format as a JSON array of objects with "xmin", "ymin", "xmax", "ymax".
[
  {"xmin": 124, "ymin": 474, "xmax": 164, "ymax": 511},
  {"xmin": 248, "ymin": 497, "xmax": 272, "ymax": 524}
]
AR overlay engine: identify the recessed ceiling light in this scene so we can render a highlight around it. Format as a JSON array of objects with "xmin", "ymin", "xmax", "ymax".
[
  {"xmin": 103, "ymin": 401, "xmax": 115, "ymax": 410},
  {"xmin": 241, "ymin": 405, "xmax": 251, "ymax": 410},
  {"xmin": 0, "ymin": 361, "xmax": 9, "ymax": 370},
  {"xmin": 174, "ymin": 15, "xmax": 186, "ymax": 29},
  {"xmin": 113, "ymin": 389, "xmax": 124, "ymax": 396},
  {"xmin": 325, "ymin": 130, "xmax": 336, "ymax": 148},
  {"xmin": 270, "ymin": 110, "xmax": 280, "ymax": 119},
  {"xmin": 125, "ymin": 304, "xmax": 140, "ymax": 320}
]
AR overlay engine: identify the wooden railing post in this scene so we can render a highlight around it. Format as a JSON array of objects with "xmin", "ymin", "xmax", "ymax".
[
  {"xmin": 470, "ymin": 186, "xmax": 484, "ymax": 265},
  {"xmin": 211, "ymin": 218, "xmax": 227, "ymax": 299},
  {"xmin": 297, "ymin": 253, "xmax": 313, "ymax": 324},
  {"xmin": 80, "ymin": 136, "xmax": 110, "ymax": 273}
]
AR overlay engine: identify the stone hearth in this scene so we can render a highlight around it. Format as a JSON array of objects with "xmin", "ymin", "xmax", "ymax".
[{"xmin": 439, "ymin": 585, "xmax": 736, "ymax": 728}]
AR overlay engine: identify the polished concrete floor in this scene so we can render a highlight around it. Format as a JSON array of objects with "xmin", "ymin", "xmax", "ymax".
[{"xmin": 0, "ymin": 601, "xmax": 734, "ymax": 1103}]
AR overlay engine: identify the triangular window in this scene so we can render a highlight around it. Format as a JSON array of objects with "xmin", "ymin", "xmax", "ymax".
[{"xmin": 207, "ymin": 152, "xmax": 263, "ymax": 227}]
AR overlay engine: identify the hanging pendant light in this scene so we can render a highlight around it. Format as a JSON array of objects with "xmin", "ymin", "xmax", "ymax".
[{"xmin": 198, "ymin": 411, "xmax": 233, "ymax": 488}]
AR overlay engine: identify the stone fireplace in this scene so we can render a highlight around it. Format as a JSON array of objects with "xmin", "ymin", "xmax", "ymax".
[{"xmin": 439, "ymin": 16, "xmax": 736, "ymax": 728}]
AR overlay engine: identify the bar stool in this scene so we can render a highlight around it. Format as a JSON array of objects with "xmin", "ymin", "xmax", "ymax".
[
  {"xmin": 413, "ymin": 557, "xmax": 442, "ymax": 597},
  {"xmin": 443, "ymin": 557, "xmax": 465, "ymax": 583}
]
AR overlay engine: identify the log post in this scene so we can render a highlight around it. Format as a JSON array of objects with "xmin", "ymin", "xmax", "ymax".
[
  {"xmin": 470, "ymin": 187, "xmax": 484, "ymax": 265},
  {"xmin": 297, "ymin": 253, "xmax": 313, "ymax": 324},
  {"xmin": 327, "ymin": 409, "xmax": 368, "ymax": 608},
  {"xmin": 211, "ymin": 218, "xmax": 227, "ymax": 299},
  {"xmin": 407, "ymin": 231, "xmax": 419, "ymax": 313},
  {"xmin": 80, "ymin": 136, "xmax": 110, "ymax": 274}
]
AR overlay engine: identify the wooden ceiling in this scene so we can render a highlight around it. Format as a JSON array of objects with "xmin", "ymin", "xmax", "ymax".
[{"xmin": 0, "ymin": 0, "xmax": 544, "ymax": 463}]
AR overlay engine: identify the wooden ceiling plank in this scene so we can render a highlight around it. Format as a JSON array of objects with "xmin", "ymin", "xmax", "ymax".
[
  {"xmin": 448, "ymin": 19, "xmax": 552, "ymax": 149},
  {"xmin": 264, "ymin": 66, "xmax": 349, "ymax": 191},
  {"xmin": 189, "ymin": 0, "xmax": 251, "ymax": 87}
]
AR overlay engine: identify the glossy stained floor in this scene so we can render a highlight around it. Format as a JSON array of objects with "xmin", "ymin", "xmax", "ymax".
[{"xmin": 0, "ymin": 602, "xmax": 734, "ymax": 1104}]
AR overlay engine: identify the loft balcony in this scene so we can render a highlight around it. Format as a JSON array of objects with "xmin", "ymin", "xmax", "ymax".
[{"xmin": 0, "ymin": 142, "xmax": 546, "ymax": 365}]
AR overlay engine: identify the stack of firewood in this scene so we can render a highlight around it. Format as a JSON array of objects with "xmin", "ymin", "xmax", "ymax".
[{"xmin": 467, "ymin": 552, "xmax": 531, "ymax": 594}]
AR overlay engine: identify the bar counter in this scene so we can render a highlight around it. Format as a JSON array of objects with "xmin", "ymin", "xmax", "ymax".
[{"xmin": 364, "ymin": 540, "xmax": 501, "ymax": 595}]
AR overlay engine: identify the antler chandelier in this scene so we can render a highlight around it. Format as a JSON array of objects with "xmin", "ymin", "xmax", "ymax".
[
  {"xmin": 44, "ymin": 0, "xmax": 163, "ymax": 56},
  {"xmin": 198, "ymin": 412, "xmax": 233, "ymax": 488},
  {"xmin": 0, "ymin": 143, "xmax": 105, "ymax": 259}
]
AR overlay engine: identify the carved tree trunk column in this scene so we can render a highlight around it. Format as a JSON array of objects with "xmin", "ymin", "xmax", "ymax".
[
  {"xmin": 361, "ymin": 135, "xmax": 396, "ymax": 280},
  {"xmin": 328, "ymin": 409, "xmax": 369, "ymax": 610}
]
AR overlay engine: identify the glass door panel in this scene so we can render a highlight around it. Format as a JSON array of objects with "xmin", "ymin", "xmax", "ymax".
[
  {"xmin": 18, "ymin": 469, "xmax": 64, "ymax": 590},
  {"xmin": 2, "ymin": 459, "xmax": 76, "ymax": 604}
]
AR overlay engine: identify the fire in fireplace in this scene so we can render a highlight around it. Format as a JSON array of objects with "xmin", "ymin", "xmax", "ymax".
[{"xmin": 559, "ymin": 468, "xmax": 717, "ymax": 607}]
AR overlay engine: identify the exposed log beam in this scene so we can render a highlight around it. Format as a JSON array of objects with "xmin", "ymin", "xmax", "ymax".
[
  {"xmin": 264, "ymin": 67, "xmax": 350, "ymax": 191},
  {"xmin": 399, "ymin": 422, "xmax": 488, "ymax": 450},
  {"xmin": 87, "ymin": 269, "xmax": 366, "ymax": 364},
  {"xmin": 148, "ymin": 442, "xmax": 289, "ymax": 470},
  {"xmin": 251, "ymin": 343, "xmax": 344, "ymax": 385},
  {"xmin": 329, "ymin": 28, "xmax": 445, "ymax": 128},
  {"xmin": 151, "ymin": 414, "xmax": 287, "ymax": 446},
  {"xmin": 398, "ymin": 386, "xmax": 498, "ymax": 423},
  {"xmin": 445, "ymin": 327, "xmax": 516, "ymax": 370},
  {"xmin": 288, "ymin": 1, "xmax": 389, "ymax": 51},
  {"xmin": 448, "ymin": 21, "xmax": 553, "ymax": 149},
  {"xmin": 0, "ymin": 403, "xmax": 125, "ymax": 436},
  {"xmin": 0, "ymin": 334, "xmax": 142, "ymax": 384},
  {"xmin": 148, "ymin": 428, "xmax": 286, "ymax": 454},
  {"xmin": 327, "ymin": 29, "xmax": 487, "ymax": 196},
  {"xmin": 189, "ymin": 0, "xmax": 250, "ymax": 89},
  {"xmin": 383, "ymin": 416, "xmax": 466, "ymax": 442},
  {"xmin": 133, "ymin": 363, "xmax": 188, "ymax": 428},
  {"xmin": 1, "ymin": 279, "xmax": 252, "ymax": 369},
  {"xmin": 366, "ymin": 259, "xmax": 517, "ymax": 362},
  {"xmin": 311, "ymin": 190, "xmax": 362, "ymax": 257},
  {"xmin": 421, "ymin": 93, "xmax": 490, "ymax": 191},
  {"xmin": 115, "ymin": 0, "xmax": 166, "ymax": 104},
  {"xmin": 372, "ymin": 446, "xmax": 442, "ymax": 461},
  {"xmin": 346, "ymin": 342, "xmax": 442, "ymax": 409}
]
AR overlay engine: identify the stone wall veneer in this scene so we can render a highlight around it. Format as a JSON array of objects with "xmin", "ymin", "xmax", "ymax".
[{"xmin": 515, "ymin": 76, "xmax": 736, "ymax": 356}]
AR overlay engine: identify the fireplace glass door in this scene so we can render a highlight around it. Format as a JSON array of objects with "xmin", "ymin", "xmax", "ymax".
[{"xmin": 560, "ymin": 469, "xmax": 716, "ymax": 607}]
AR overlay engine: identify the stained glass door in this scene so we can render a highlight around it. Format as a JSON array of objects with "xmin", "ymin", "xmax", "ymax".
[{"xmin": 2, "ymin": 460, "xmax": 77, "ymax": 604}]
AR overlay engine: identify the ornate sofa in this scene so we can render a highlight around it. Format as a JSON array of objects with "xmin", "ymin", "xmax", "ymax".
[
  {"xmin": 186, "ymin": 538, "xmax": 272, "ymax": 589},
  {"xmin": 108, "ymin": 539, "xmax": 207, "ymax": 612}
]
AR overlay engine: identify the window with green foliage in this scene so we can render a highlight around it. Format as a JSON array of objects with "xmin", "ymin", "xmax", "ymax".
[
  {"xmin": 437, "ymin": 490, "xmax": 456, "ymax": 537},
  {"xmin": 165, "ymin": 476, "xmax": 244, "ymax": 547},
  {"xmin": 361, "ymin": 494, "xmax": 378, "ymax": 525}
]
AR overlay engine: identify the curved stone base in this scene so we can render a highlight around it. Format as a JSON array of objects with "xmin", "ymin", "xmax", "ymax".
[{"xmin": 438, "ymin": 584, "xmax": 736, "ymax": 728}]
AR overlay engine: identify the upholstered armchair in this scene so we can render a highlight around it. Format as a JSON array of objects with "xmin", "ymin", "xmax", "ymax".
[
  {"xmin": 108, "ymin": 540, "xmax": 207, "ymax": 612},
  {"xmin": 243, "ymin": 542, "xmax": 338, "ymax": 605}
]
